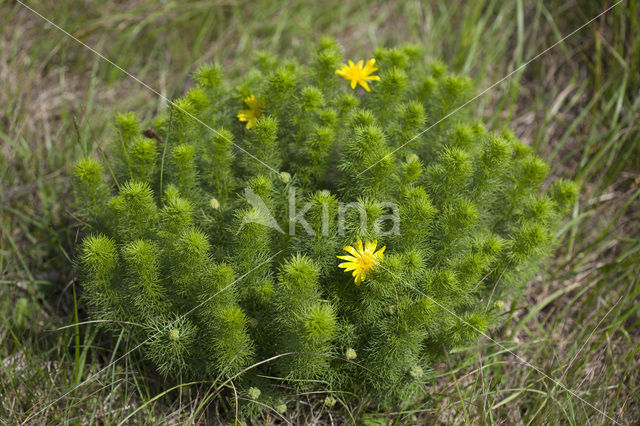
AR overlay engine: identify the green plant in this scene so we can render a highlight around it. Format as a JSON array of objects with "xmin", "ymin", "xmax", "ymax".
[{"xmin": 73, "ymin": 38, "xmax": 577, "ymax": 413}]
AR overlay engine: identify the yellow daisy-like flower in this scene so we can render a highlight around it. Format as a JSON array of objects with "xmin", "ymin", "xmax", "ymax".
[
  {"xmin": 335, "ymin": 58, "xmax": 380, "ymax": 92},
  {"xmin": 237, "ymin": 94, "xmax": 262, "ymax": 129},
  {"xmin": 337, "ymin": 239, "xmax": 386, "ymax": 285}
]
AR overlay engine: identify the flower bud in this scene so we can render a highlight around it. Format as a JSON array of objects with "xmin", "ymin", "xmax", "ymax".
[
  {"xmin": 248, "ymin": 387, "xmax": 261, "ymax": 400},
  {"xmin": 280, "ymin": 171, "xmax": 291, "ymax": 183},
  {"xmin": 209, "ymin": 197, "xmax": 220, "ymax": 210},
  {"xmin": 324, "ymin": 396, "xmax": 337, "ymax": 407},
  {"xmin": 410, "ymin": 365, "xmax": 423, "ymax": 379},
  {"xmin": 345, "ymin": 348, "xmax": 357, "ymax": 360}
]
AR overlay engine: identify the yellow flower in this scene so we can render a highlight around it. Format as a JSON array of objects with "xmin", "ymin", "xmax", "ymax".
[
  {"xmin": 237, "ymin": 94, "xmax": 262, "ymax": 129},
  {"xmin": 335, "ymin": 58, "xmax": 380, "ymax": 92},
  {"xmin": 337, "ymin": 239, "xmax": 385, "ymax": 285}
]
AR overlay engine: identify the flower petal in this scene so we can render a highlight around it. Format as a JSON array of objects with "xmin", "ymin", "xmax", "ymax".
[
  {"xmin": 343, "ymin": 245, "xmax": 357, "ymax": 256},
  {"xmin": 363, "ymin": 59, "xmax": 377, "ymax": 73},
  {"xmin": 337, "ymin": 255, "xmax": 357, "ymax": 262},
  {"xmin": 365, "ymin": 240, "xmax": 377, "ymax": 253},
  {"xmin": 338, "ymin": 262, "xmax": 358, "ymax": 271}
]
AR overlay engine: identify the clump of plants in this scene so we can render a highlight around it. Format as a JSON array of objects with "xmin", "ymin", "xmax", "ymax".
[{"xmin": 73, "ymin": 38, "xmax": 577, "ymax": 414}]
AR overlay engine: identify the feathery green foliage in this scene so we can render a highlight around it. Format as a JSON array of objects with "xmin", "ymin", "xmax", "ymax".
[{"xmin": 73, "ymin": 39, "xmax": 576, "ymax": 410}]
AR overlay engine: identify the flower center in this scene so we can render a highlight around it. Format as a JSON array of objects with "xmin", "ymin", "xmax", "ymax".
[
  {"xmin": 356, "ymin": 252, "xmax": 376, "ymax": 272},
  {"xmin": 347, "ymin": 67, "xmax": 365, "ymax": 81}
]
